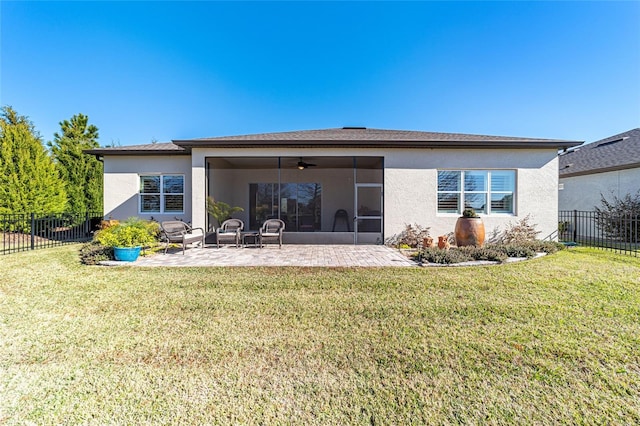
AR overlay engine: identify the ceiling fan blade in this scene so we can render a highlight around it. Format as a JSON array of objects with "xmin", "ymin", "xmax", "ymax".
[{"xmin": 297, "ymin": 158, "xmax": 316, "ymax": 169}]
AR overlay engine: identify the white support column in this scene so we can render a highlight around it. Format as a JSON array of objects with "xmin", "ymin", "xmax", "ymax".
[{"xmin": 191, "ymin": 149, "xmax": 206, "ymax": 230}]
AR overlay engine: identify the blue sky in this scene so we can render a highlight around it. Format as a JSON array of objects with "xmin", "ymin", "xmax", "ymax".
[{"xmin": 2, "ymin": 1, "xmax": 639, "ymax": 146}]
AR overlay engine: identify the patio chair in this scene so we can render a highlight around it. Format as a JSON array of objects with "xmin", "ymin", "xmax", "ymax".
[
  {"xmin": 216, "ymin": 218, "xmax": 244, "ymax": 248},
  {"xmin": 160, "ymin": 221, "xmax": 205, "ymax": 255},
  {"xmin": 259, "ymin": 218, "xmax": 285, "ymax": 248}
]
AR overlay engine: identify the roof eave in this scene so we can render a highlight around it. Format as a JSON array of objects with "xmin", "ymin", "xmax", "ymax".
[
  {"xmin": 173, "ymin": 139, "xmax": 582, "ymax": 149},
  {"xmin": 83, "ymin": 148, "xmax": 191, "ymax": 156},
  {"xmin": 560, "ymin": 162, "xmax": 640, "ymax": 178}
]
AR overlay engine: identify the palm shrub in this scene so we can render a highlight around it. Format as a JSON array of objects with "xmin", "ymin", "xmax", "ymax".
[{"xmin": 206, "ymin": 196, "xmax": 244, "ymax": 228}]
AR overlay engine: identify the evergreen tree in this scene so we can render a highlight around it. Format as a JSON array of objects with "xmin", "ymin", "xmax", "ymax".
[
  {"xmin": 0, "ymin": 106, "xmax": 67, "ymax": 215},
  {"xmin": 48, "ymin": 113, "xmax": 103, "ymax": 213}
]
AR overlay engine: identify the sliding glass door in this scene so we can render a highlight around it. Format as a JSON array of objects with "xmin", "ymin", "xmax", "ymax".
[{"xmin": 249, "ymin": 183, "xmax": 322, "ymax": 232}]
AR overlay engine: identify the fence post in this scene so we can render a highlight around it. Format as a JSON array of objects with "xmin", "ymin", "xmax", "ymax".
[
  {"xmin": 30, "ymin": 213, "xmax": 35, "ymax": 250},
  {"xmin": 572, "ymin": 210, "xmax": 577, "ymax": 243}
]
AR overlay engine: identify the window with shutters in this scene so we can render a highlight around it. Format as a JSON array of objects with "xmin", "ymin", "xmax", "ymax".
[
  {"xmin": 437, "ymin": 170, "xmax": 515, "ymax": 215},
  {"xmin": 139, "ymin": 175, "xmax": 184, "ymax": 214}
]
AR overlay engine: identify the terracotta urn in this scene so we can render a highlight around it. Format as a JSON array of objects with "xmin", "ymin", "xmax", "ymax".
[
  {"xmin": 455, "ymin": 209, "xmax": 485, "ymax": 247},
  {"xmin": 423, "ymin": 237, "xmax": 436, "ymax": 248},
  {"xmin": 437, "ymin": 235, "xmax": 450, "ymax": 250},
  {"xmin": 455, "ymin": 217, "xmax": 485, "ymax": 247}
]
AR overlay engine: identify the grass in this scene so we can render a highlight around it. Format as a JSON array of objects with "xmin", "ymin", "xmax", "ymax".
[{"xmin": 1, "ymin": 246, "xmax": 639, "ymax": 424}]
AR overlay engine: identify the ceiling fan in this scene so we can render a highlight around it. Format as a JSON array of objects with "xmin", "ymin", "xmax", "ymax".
[{"xmin": 297, "ymin": 158, "xmax": 317, "ymax": 170}]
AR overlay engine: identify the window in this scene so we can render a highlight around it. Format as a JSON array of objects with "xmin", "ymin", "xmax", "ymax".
[
  {"xmin": 437, "ymin": 170, "xmax": 515, "ymax": 214},
  {"xmin": 139, "ymin": 175, "xmax": 184, "ymax": 214},
  {"xmin": 249, "ymin": 183, "xmax": 322, "ymax": 231}
]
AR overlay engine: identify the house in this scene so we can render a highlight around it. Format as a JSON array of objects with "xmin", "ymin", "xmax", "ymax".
[
  {"xmin": 86, "ymin": 127, "xmax": 581, "ymax": 244},
  {"xmin": 559, "ymin": 128, "xmax": 640, "ymax": 211}
]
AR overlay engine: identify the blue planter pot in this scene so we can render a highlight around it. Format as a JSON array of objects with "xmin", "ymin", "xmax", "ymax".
[{"xmin": 113, "ymin": 246, "xmax": 142, "ymax": 262}]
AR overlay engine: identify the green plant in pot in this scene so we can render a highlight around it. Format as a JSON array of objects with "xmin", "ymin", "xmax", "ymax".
[
  {"xmin": 206, "ymin": 196, "xmax": 244, "ymax": 228},
  {"xmin": 94, "ymin": 217, "xmax": 160, "ymax": 261},
  {"xmin": 455, "ymin": 208, "xmax": 485, "ymax": 247}
]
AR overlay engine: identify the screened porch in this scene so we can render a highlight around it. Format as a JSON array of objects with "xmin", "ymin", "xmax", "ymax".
[{"xmin": 206, "ymin": 156, "xmax": 384, "ymax": 244}]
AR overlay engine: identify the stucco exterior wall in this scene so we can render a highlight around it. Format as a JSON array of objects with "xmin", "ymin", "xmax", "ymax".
[
  {"xmin": 559, "ymin": 168, "xmax": 640, "ymax": 211},
  {"xmin": 190, "ymin": 147, "xmax": 560, "ymax": 242},
  {"xmin": 383, "ymin": 149, "xmax": 559, "ymax": 240},
  {"xmin": 103, "ymin": 155, "xmax": 192, "ymax": 221},
  {"xmin": 101, "ymin": 147, "xmax": 560, "ymax": 242}
]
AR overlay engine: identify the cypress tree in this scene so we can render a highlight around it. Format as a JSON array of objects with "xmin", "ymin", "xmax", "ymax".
[
  {"xmin": 48, "ymin": 113, "xmax": 103, "ymax": 213},
  {"xmin": 0, "ymin": 106, "xmax": 67, "ymax": 215}
]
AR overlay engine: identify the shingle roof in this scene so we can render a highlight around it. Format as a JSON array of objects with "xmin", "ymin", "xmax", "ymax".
[
  {"xmin": 173, "ymin": 127, "xmax": 580, "ymax": 149},
  {"xmin": 85, "ymin": 142, "xmax": 188, "ymax": 156},
  {"xmin": 85, "ymin": 127, "xmax": 581, "ymax": 155},
  {"xmin": 559, "ymin": 128, "xmax": 640, "ymax": 177}
]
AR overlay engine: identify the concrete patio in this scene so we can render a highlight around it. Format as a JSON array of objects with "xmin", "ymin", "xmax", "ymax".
[{"xmin": 126, "ymin": 244, "xmax": 418, "ymax": 267}]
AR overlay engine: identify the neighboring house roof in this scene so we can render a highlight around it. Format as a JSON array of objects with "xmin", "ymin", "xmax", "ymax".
[
  {"xmin": 85, "ymin": 127, "xmax": 581, "ymax": 156},
  {"xmin": 559, "ymin": 128, "xmax": 640, "ymax": 177}
]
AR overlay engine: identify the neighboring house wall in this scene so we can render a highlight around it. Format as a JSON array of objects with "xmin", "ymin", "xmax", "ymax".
[
  {"xmin": 559, "ymin": 168, "xmax": 640, "ymax": 211},
  {"xmin": 190, "ymin": 147, "xmax": 560, "ymax": 241},
  {"xmin": 103, "ymin": 155, "xmax": 192, "ymax": 221}
]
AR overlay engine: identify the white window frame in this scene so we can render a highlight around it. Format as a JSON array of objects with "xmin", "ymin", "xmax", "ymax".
[
  {"xmin": 139, "ymin": 174, "xmax": 185, "ymax": 214},
  {"xmin": 437, "ymin": 170, "xmax": 516, "ymax": 215}
]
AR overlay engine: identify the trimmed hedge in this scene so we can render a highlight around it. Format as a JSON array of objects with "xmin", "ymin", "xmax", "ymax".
[
  {"xmin": 79, "ymin": 242, "xmax": 113, "ymax": 265},
  {"xmin": 420, "ymin": 241, "xmax": 565, "ymax": 265}
]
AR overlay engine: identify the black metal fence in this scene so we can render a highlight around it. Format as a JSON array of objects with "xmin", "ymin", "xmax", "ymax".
[
  {"xmin": 559, "ymin": 210, "xmax": 639, "ymax": 257},
  {"xmin": 1, "ymin": 212, "xmax": 103, "ymax": 255}
]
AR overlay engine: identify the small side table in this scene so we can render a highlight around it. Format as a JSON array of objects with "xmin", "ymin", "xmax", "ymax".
[{"xmin": 242, "ymin": 232, "xmax": 260, "ymax": 248}]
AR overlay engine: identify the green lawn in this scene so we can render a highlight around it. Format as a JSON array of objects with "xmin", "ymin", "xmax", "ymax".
[{"xmin": 1, "ymin": 246, "xmax": 639, "ymax": 424}]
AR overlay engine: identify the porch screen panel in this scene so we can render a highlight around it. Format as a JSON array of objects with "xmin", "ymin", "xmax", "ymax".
[
  {"xmin": 250, "ymin": 183, "xmax": 278, "ymax": 231},
  {"xmin": 296, "ymin": 183, "xmax": 322, "ymax": 232},
  {"xmin": 250, "ymin": 183, "xmax": 321, "ymax": 231}
]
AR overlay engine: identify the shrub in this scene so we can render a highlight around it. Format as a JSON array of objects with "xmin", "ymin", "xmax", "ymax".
[
  {"xmin": 421, "ymin": 241, "xmax": 565, "ymax": 265},
  {"xmin": 500, "ymin": 215, "xmax": 540, "ymax": 243},
  {"xmin": 385, "ymin": 223, "xmax": 430, "ymax": 248},
  {"xmin": 522, "ymin": 240, "xmax": 565, "ymax": 254},
  {"xmin": 457, "ymin": 246, "xmax": 508, "ymax": 262},
  {"xmin": 487, "ymin": 241, "xmax": 564, "ymax": 257},
  {"xmin": 79, "ymin": 242, "xmax": 113, "ymax": 265},
  {"xmin": 420, "ymin": 247, "xmax": 473, "ymax": 264},
  {"xmin": 487, "ymin": 244, "xmax": 536, "ymax": 259},
  {"xmin": 595, "ymin": 191, "xmax": 640, "ymax": 242},
  {"xmin": 94, "ymin": 217, "xmax": 160, "ymax": 248},
  {"xmin": 462, "ymin": 208, "xmax": 479, "ymax": 218}
]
